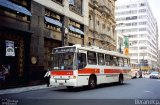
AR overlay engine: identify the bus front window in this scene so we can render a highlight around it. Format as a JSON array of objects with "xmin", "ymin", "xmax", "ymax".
[{"xmin": 52, "ymin": 53, "xmax": 75, "ymax": 70}]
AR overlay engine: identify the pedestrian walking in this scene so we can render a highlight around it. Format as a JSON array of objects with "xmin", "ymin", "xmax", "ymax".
[
  {"xmin": 0, "ymin": 65, "xmax": 6, "ymax": 88},
  {"xmin": 44, "ymin": 70, "xmax": 51, "ymax": 87}
]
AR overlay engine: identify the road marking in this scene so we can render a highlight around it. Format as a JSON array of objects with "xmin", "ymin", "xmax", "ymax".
[{"xmin": 144, "ymin": 91, "xmax": 152, "ymax": 93}]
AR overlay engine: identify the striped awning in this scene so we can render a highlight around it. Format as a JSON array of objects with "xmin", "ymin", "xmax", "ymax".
[
  {"xmin": 45, "ymin": 16, "xmax": 62, "ymax": 27},
  {"xmin": 0, "ymin": 0, "xmax": 32, "ymax": 16},
  {"xmin": 69, "ymin": 26, "xmax": 84, "ymax": 35}
]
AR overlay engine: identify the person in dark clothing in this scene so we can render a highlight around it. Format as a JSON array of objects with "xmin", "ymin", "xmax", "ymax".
[{"xmin": 44, "ymin": 70, "xmax": 51, "ymax": 87}]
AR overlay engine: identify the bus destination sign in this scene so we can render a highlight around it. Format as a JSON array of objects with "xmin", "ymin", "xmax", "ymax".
[{"xmin": 53, "ymin": 47, "xmax": 76, "ymax": 53}]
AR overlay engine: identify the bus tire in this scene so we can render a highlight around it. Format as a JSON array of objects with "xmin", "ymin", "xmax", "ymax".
[
  {"xmin": 66, "ymin": 86, "xmax": 74, "ymax": 89},
  {"xmin": 88, "ymin": 75, "xmax": 97, "ymax": 89},
  {"xmin": 119, "ymin": 74, "xmax": 123, "ymax": 85}
]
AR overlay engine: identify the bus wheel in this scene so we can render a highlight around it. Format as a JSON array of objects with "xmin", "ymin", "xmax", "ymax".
[
  {"xmin": 66, "ymin": 86, "xmax": 74, "ymax": 89},
  {"xmin": 88, "ymin": 76, "xmax": 96, "ymax": 89},
  {"xmin": 119, "ymin": 75, "xmax": 124, "ymax": 85}
]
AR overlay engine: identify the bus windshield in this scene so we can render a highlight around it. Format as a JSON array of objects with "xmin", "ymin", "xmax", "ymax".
[{"xmin": 52, "ymin": 52, "xmax": 75, "ymax": 70}]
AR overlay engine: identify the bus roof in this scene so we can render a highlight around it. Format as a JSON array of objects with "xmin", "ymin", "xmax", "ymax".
[{"xmin": 53, "ymin": 44, "xmax": 130, "ymax": 59}]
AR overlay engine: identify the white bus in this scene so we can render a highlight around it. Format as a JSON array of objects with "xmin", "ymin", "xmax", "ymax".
[{"xmin": 50, "ymin": 44, "xmax": 131, "ymax": 89}]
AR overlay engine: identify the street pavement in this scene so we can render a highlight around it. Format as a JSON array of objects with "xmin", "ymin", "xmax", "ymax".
[
  {"xmin": 0, "ymin": 84, "xmax": 51, "ymax": 95},
  {"xmin": 0, "ymin": 75, "xmax": 151, "ymax": 95},
  {"xmin": 1, "ymin": 77, "xmax": 160, "ymax": 105}
]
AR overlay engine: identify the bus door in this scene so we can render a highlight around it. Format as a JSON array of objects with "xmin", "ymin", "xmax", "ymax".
[{"xmin": 77, "ymin": 49, "xmax": 87, "ymax": 70}]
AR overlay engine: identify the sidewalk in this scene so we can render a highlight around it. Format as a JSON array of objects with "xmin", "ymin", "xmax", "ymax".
[{"xmin": 0, "ymin": 84, "xmax": 52, "ymax": 95}]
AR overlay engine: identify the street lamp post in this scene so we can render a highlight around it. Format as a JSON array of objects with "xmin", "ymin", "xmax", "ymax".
[
  {"xmin": 61, "ymin": 25, "xmax": 68, "ymax": 46},
  {"xmin": 64, "ymin": 27, "xmax": 69, "ymax": 46}
]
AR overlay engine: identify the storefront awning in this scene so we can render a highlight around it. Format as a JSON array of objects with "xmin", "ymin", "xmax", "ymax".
[
  {"xmin": 69, "ymin": 26, "xmax": 84, "ymax": 35},
  {"xmin": 45, "ymin": 16, "xmax": 62, "ymax": 27},
  {"xmin": 0, "ymin": 0, "xmax": 32, "ymax": 16}
]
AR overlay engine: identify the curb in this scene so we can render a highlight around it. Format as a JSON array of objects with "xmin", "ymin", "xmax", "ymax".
[{"xmin": 0, "ymin": 85, "xmax": 51, "ymax": 95}]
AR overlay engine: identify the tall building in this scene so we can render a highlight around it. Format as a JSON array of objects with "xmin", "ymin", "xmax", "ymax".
[
  {"xmin": 115, "ymin": 0, "xmax": 158, "ymax": 69},
  {"xmin": 88, "ymin": 0, "xmax": 116, "ymax": 50}
]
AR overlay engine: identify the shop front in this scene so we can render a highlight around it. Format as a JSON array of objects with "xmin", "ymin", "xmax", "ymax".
[{"xmin": 0, "ymin": 28, "xmax": 30, "ymax": 88}]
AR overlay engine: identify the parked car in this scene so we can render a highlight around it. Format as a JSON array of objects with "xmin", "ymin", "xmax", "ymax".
[
  {"xmin": 149, "ymin": 72, "xmax": 160, "ymax": 79},
  {"xmin": 131, "ymin": 69, "xmax": 142, "ymax": 78},
  {"xmin": 138, "ymin": 70, "xmax": 143, "ymax": 78},
  {"xmin": 131, "ymin": 69, "xmax": 139, "ymax": 79}
]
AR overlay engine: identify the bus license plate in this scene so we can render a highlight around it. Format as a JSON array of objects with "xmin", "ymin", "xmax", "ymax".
[{"xmin": 59, "ymin": 83, "xmax": 64, "ymax": 85}]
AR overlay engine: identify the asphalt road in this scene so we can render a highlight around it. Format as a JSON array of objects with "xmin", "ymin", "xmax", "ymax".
[{"xmin": 1, "ymin": 78, "xmax": 160, "ymax": 105}]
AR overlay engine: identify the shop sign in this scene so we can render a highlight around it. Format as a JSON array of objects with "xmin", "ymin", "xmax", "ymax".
[{"xmin": 6, "ymin": 40, "xmax": 15, "ymax": 56}]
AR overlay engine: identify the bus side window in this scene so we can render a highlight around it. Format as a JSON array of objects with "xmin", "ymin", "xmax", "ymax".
[
  {"xmin": 118, "ymin": 57, "xmax": 124, "ymax": 67},
  {"xmin": 109, "ymin": 56, "xmax": 114, "ymax": 66},
  {"xmin": 78, "ymin": 53, "xmax": 87, "ymax": 69},
  {"xmin": 98, "ymin": 53, "xmax": 105, "ymax": 65},
  {"xmin": 113, "ymin": 56, "xmax": 119, "ymax": 66},
  {"xmin": 105, "ymin": 54, "xmax": 110, "ymax": 66},
  {"xmin": 87, "ymin": 51, "xmax": 97, "ymax": 65},
  {"xmin": 124, "ymin": 58, "xmax": 128, "ymax": 67},
  {"xmin": 127, "ymin": 58, "xmax": 131, "ymax": 67}
]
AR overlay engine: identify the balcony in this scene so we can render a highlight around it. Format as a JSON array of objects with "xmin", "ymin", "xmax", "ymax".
[
  {"xmin": 89, "ymin": 0, "xmax": 99, "ymax": 8},
  {"xmin": 99, "ymin": 6, "xmax": 111, "ymax": 17}
]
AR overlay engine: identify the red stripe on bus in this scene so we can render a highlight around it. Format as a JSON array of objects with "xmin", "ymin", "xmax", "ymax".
[
  {"xmin": 104, "ymin": 69, "xmax": 129, "ymax": 74},
  {"xmin": 78, "ymin": 68, "xmax": 100, "ymax": 74},
  {"xmin": 51, "ymin": 71, "xmax": 73, "ymax": 75}
]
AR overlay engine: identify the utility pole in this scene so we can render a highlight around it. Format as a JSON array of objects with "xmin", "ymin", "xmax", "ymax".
[{"xmin": 61, "ymin": 16, "xmax": 69, "ymax": 46}]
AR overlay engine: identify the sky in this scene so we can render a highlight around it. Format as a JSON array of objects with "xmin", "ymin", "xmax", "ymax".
[{"xmin": 116, "ymin": 0, "xmax": 160, "ymax": 49}]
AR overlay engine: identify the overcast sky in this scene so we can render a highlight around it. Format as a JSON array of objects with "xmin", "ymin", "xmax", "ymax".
[{"xmin": 116, "ymin": 0, "xmax": 160, "ymax": 49}]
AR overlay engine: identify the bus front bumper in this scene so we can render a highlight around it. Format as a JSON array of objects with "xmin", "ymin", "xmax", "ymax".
[{"xmin": 50, "ymin": 78, "xmax": 77, "ymax": 87}]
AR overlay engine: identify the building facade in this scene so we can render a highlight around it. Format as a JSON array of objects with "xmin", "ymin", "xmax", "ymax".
[
  {"xmin": 0, "ymin": 0, "xmax": 89, "ymax": 87},
  {"xmin": 0, "ymin": 0, "xmax": 32, "ymax": 87},
  {"xmin": 0, "ymin": 0, "xmax": 116, "ymax": 88},
  {"xmin": 115, "ymin": 0, "xmax": 158, "ymax": 69},
  {"xmin": 88, "ymin": 0, "xmax": 116, "ymax": 50},
  {"xmin": 31, "ymin": 0, "xmax": 89, "ymax": 77}
]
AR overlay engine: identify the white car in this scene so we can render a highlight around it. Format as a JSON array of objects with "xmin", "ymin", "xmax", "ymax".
[{"xmin": 149, "ymin": 72, "xmax": 160, "ymax": 79}]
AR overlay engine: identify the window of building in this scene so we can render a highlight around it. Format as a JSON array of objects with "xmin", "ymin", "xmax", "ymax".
[
  {"xmin": 89, "ymin": 15, "xmax": 92, "ymax": 20},
  {"xmin": 98, "ymin": 53, "xmax": 105, "ymax": 65},
  {"xmin": 140, "ymin": 3, "xmax": 146, "ymax": 7},
  {"xmin": 139, "ymin": 28, "xmax": 146, "ymax": 31},
  {"xmin": 139, "ymin": 34, "xmax": 146, "ymax": 38},
  {"xmin": 11, "ymin": 0, "xmax": 28, "ymax": 7},
  {"xmin": 97, "ymin": 21, "xmax": 100, "ymax": 25},
  {"xmin": 139, "ymin": 15, "xmax": 146, "ymax": 19},
  {"xmin": 69, "ymin": 19, "xmax": 84, "ymax": 37},
  {"xmin": 132, "ymin": 41, "xmax": 138, "ymax": 45},
  {"xmin": 87, "ymin": 52, "xmax": 97, "ymax": 65},
  {"xmin": 139, "ymin": 9, "xmax": 146, "ymax": 13},
  {"xmin": 44, "ymin": 9, "xmax": 62, "ymax": 32},
  {"xmin": 1, "ymin": 0, "xmax": 30, "ymax": 21},
  {"xmin": 126, "ymin": 16, "xmax": 137, "ymax": 20},
  {"xmin": 139, "ymin": 21, "xmax": 147, "ymax": 25},
  {"xmin": 102, "ymin": 24, "xmax": 106, "ymax": 29},
  {"xmin": 139, "ymin": 47, "xmax": 147, "ymax": 50},
  {"xmin": 139, "ymin": 40, "xmax": 146, "ymax": 44},
  {"xmin": 52, "ymin": 0, "xmax": 63, "ymax": 4},
  {"xmin": 69, "ymin": 0, "xmax": 82, "ymax": 15},
  {"xmin": 107, "ymin": 27, "xmax": 111, "ymax": 31}
]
